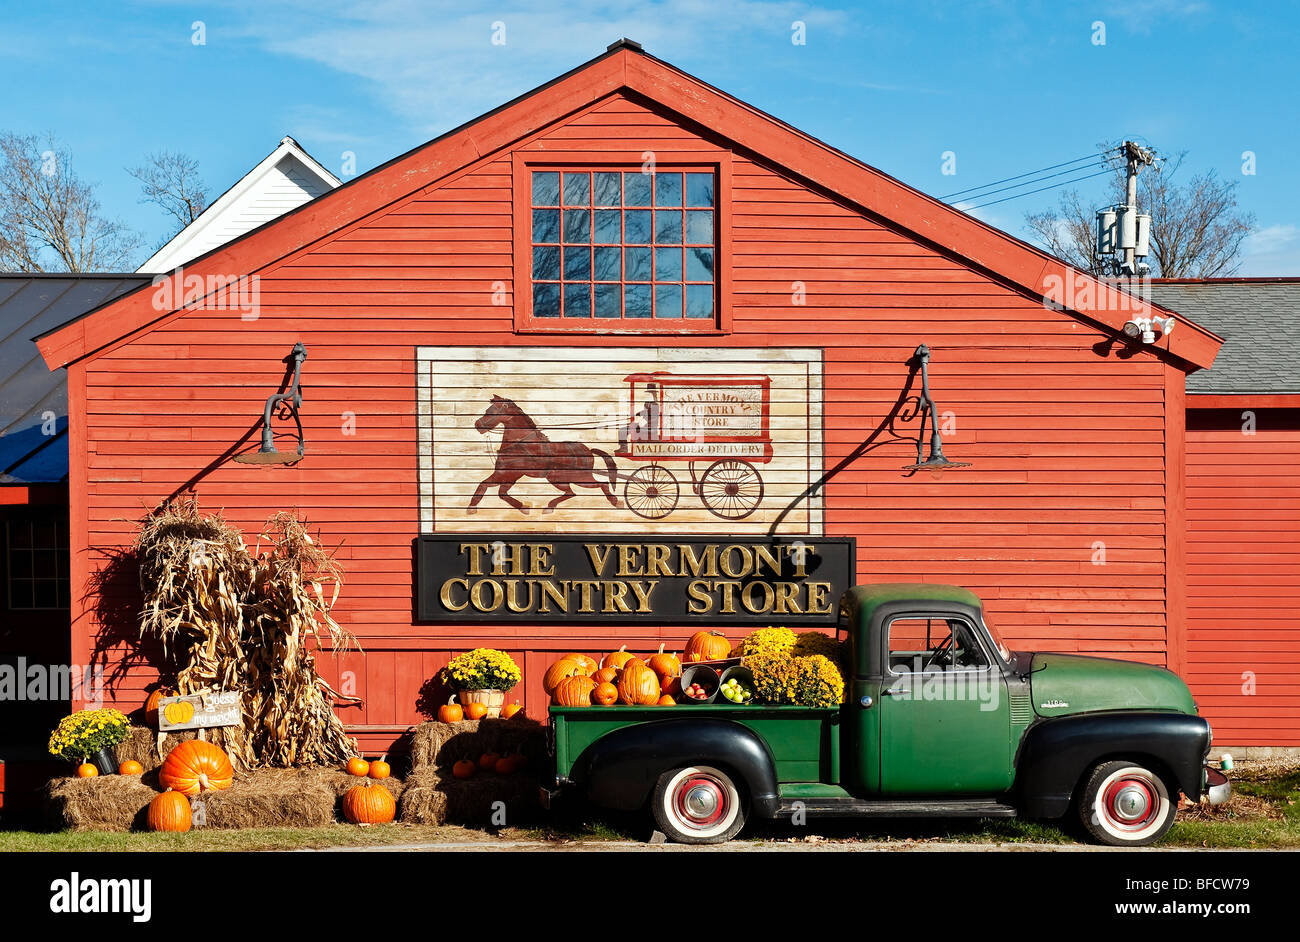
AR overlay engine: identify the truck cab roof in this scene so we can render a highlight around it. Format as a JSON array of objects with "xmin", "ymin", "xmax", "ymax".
[{"xmin": 841, "ymin": 583, "xmax": 983, "ymax": 623}]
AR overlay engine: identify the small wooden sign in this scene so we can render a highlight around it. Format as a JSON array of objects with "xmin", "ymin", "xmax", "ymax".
[{"xmin": 157, "ymin": 690, "xmax": 241, "ymax": 732}]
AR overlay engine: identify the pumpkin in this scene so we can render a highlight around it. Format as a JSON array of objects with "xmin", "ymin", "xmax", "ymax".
[
  {"xmin": 495, "ymin": 754, "xmax": 520, "ymax": 774},
  {"xmin": 542, "ymin": 658, "xmax": 586, "ymax": 695},
  {"xmin": 76, "ymin": 762, "xmax": 98, "ymax": 778},
  {"xmin": 158, "ymin": 740, "xmax": 234, "ymax": 796},
  {"xmin": 661, "ymin": 675, "xmax": 682, "ymax": 698},
  {"xmin": 593, "ymin": 682, "xmax": 619, "ymax": 706},
  {"xmin": 552, "ymin": 674, "xmax": 596, "ymax": 707},
  {"xmin": 368, "ymin": 754, "xmax": 391, "ymax": 780},
  {"xmin": 452, "ymin": 759, "xmax": 476, "ymax": 779},
  {"xmin": 648, "ymin": 643, "xmax": 682, "ymax": 682},
  {"xmin": 561, "ymin": 653, "xmax": 599, "ymax": 675},
  {"xmin": 466, "ymin": 701, "xmax": 489, "ymax": 721},
  {"xmin": 147, "ymin": 790, "xmax": 192, "ymax": 832},
  {"xmin": 657, "ymin": 695, "xmax": 677, "ymax": 706},
  {"xmin": 346, "ymin": 756, "xmax": 371, "ymax": 777},
  {"xmin": 342, "ymin": 781, "xmax": 396, "ymax": 824},
  {"xmin": 601, "ymin": 645, "xmax": 636, "ymax": 672},
  {"xmin": 591, "ymin": 666, "xmax": 619, "ymax": 685},
  {"xmin": 118, "ymin": 760, "xmax": 144, "ymax": 776},
  {"xmin": 144, "ymin": 688, "xmax": 171, "ymax": 727},
  {"xmin": 616, "ymin": 658, "xmax": 661, "ymax": 706},
  {"xmin": 438, "ymin": 702, "xmax": 464, "ymax": 724},
  {"xmin": 479, "ymin": 752, "xmax": 500, "ymax": 772},
  {"xmin": 162, "ymin": 699, "xmax": 195, "ymax": 725},
  {"xmin": 501, "ymin": 701, "xmax": 524, "ymax": 719},
  {"xmin": 684, "ymin": 630, "xmax": 732, "ymax": 662}
]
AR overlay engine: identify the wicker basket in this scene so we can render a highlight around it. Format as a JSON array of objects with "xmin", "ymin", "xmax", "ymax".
[{"xmin": 458, "ymin": 688, "xmax": 506, "ymax": 717}]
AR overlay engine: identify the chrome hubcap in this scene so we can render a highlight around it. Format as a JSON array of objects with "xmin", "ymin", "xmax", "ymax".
[
  {"xmin": 674, "ymin": 774, "xmax": 728, "ymax": 829},
  {"xmin": 1112, "ymin": 784, "xmax": 1150, "ymax": 821},
  {"xmin": 1103, "ymin": 774, "xmax": 1157, "ymax": 830},
  {"xmin": 685, "ymin": 785, "xmax": 718, "ymax": 818}
]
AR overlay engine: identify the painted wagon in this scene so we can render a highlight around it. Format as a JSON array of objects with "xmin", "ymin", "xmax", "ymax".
[{"xmin": 614, "ymin": 372, "xmax": 773, "ymax": 520}]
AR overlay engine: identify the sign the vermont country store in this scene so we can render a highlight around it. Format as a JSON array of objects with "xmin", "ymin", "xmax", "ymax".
[{"xmin": 416, "ymin": 535, "xmax": 855, "ymax": 625}]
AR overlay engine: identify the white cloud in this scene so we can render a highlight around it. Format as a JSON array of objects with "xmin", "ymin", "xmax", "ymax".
[
  {"xmin": 210, "ymin": 0, "xmax": 845, "ymax": 137},
  {"xmin": 1239, "ymin": 224, "xmax": 1300, "ymax": 276}
]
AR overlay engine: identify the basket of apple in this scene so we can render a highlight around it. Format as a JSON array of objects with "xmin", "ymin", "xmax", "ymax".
[
  {"xmin": 679, "ymin": 665, "xmax": 719, "ymax": 703},
  {"xmin": 718, "ymin": 666, "xmax": 755, "ymax": 705}
]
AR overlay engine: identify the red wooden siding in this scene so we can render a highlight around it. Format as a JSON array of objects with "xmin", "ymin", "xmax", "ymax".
[
  {"xmin": 1185, "ymin": 407, "xmax": 1300, "ymax": 746},
  {"xmin": 70, "ymin": 93, "xmax": 1182, "ymax": 752}
]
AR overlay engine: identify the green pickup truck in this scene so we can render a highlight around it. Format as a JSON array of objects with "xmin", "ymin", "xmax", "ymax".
[{"xmin": 545, "ymin": 583, "xmax": 1230, "ymax": 845}]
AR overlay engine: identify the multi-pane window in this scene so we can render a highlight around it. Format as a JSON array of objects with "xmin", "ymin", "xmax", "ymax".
[
  {"xmin": 530, "ymin": 169, "xmax": 716, "ymax": 322},
  {"xmin": 5, "ymin": 518, "xmax": 70, "ymax": 610}
]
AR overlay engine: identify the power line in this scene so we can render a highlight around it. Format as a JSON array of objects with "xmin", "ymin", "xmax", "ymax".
[
  {"xmin": 939, "ymin": 147, "xmax": 1120, "ymax": 201},
  {"xmin": 960, "ymin": 167, "xmax": 1115, "ymax": 210},
  {"xmin": 945, "ymin": 160, "xmax": 1112, "ymax": 204}
]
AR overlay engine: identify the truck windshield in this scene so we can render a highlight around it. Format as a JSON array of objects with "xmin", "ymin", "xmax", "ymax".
[{"xmin": 982, "ymin": 616, "xmax": 1012, "ymax": 662}]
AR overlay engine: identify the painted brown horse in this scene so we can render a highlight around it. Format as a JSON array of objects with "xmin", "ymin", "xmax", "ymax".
[{"xmin": 468, "ymin": 395, "xmax": 620, "ymax": 514}]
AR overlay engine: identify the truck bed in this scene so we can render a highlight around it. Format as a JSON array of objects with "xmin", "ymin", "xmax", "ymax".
[{"xmin": 550, "ymin": 705, "xmax": 842, "ymax": 784}]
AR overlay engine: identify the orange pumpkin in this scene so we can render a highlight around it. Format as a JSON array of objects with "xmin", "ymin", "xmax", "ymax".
[
  {"xmin": 501, "ymin": 701, "xmax": 524, "ymax": 719},
  {"xmin": 684, "ymin": 630, "xmax": 732, "ymax": 662},
  {"xmin": 542, "ymin": 658, "xmax": 586, "ymax": 695},
  {"xmin": 343, "ymin": 781, "xmax": 396, "ymax": 824},
  {"xmin": 452, "ymin": 759, "xmax": 476, "ymax": 779},
  {"xmin": 438, "ymin": 702, "xmax": 464, "ymax": 724},
  {"xmin": 657, "ymin": 695, "xmax": 677, "ymax": 706},
  {"xmin": 591, "ymin": 666, "xmax": 619, "ymax": 685},
  {"xmin": 648, "ymin": 643, "xmax": 682, "ymax": 682},
  {"xmin": 479, "ymin": 752, "xmax": 500, "ymax": 772},
  {"xmin": 346, "ymin": 756, "xmax": 370, "ymax": 777},
  {"xmin": 147, "ymin": 790, "xmax": 192, "ymax": 832},
  {"xmin": 552, "ymin": 674, "xmax": 596, "ymax": 707},
  {"xmin": 495, "ymin": 754, "xmax": 520, "ymax": 774},
  {"xmin": 76, "ymin": 762, "xmax": 98, "ymax": 778},
  {"xmin": 616, "ymin": 658, "xmax": 661, "ymax": 706},
  {"xmin": 368, "ymin": 755, "xmax": 391, "ymax": 780},
  {"xmin": 601, "ymin": 645, "xmax": 636, "ymax": 672},
  {"xmin": 661, "ymin": 675, "xmax": 682, "ymax": 698},
  {"xmin": 144, "ymin": 688, "xmax": 172, "ymax": 727},
  {"xmin": 118, "ymin": 760, "xmax": 144, "ymax": 776},
  {"xmin": 158, "ymin": 740, "xmax": 234, "ymax": 796},
  {"xmin": 561, "ymin": 653, "xmax": 599, "ymax": 675},
  {"xmin": 593, "ymin": 682, "xmax": 619, "ymax": 706},
  {"xmin": 466, "ymin": 701, "xmax": 489, "ymax": 721}
]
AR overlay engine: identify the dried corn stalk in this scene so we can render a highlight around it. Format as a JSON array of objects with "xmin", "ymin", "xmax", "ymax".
[{"xmin": 135, "ymin": 499, "xmax": 358, "ymax": 769}]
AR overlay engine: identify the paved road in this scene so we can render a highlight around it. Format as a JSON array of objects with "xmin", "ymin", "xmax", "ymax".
[{"xmin": 304, "ymin": 838, "xmax": 1262, "ymax": 852}]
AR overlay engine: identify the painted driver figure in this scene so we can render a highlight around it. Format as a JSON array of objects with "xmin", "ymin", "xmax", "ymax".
[{"xmin": 618, "ymin": 382, "xmax": 660, "ymax": 454}]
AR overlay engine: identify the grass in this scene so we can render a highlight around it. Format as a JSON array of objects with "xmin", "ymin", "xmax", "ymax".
[{"xmin": 7, "ymin": 763, "xmax": 1297, "ymax": 851}]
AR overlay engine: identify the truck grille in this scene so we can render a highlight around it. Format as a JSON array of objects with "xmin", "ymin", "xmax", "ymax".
[{"xmin": 1009, "ymin": 691, "xmax": 1033, "ymax": 724}]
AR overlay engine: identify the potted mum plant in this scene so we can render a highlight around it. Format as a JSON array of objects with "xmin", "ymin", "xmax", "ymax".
[
  {"xmin": 441, "ymin": 648, "xmax": 520, "ymax": 718},
  {"xmin": 48, "ymin": 708, "xmax": 131, "ymax": 775}
]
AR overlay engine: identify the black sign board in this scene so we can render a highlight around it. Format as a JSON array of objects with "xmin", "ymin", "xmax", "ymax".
[{"xmin": 415, "ymin": 534, "xmax": 855, "ymax": 626}]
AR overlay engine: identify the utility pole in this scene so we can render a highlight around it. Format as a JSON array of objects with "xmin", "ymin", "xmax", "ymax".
[
  {"xmin": 1120, "ymin": 141, "xmax": 1155, "ymax": 275},
  {"xmin": 1097, "ymin": 141, "xmax": 1156, "ymax": 276}
]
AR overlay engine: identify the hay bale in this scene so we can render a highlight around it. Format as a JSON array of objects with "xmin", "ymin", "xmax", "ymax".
[
  {"xmin": 114, "ymin": 726, "xmax": 199, "ymax": 772},
  {"xmin": 43, "ymin": 775, "xmax": 157, "ymax": 831},
  {"xmin": 409, "ymin": 718, "xmax": 545, "ymax": 770},
  {"xmin": 196, "ymin": 768, "xmax": 336, "ymax": 829},
  {"xmin": 314, "ymin": 767, "xmax": 406, "ymax": 801},
  {"xmin": 398, "ymin": 766, "xmax": 538, "ymax": 826}
]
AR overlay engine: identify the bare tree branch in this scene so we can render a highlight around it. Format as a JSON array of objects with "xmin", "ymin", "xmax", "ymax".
[
  {"xmin": 1023, "ymin": 140, "xmax": 1255, "ymax": 277},
  {"xmin": 128, "ymin": 150, "xmax": 208, "ymax": 239},
  {"xmin": 0, "ymin": 132, "xmax": 141, "ymax": 272}
]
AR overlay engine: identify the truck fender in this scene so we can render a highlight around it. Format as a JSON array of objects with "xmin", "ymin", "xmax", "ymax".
[
  {"xmin": 1015, "ymin": 711, "xmax": 1211, "ymax": 818},
  {"xmin": 572, "ymin": 718, "xmax": 781, "ymax": 818}
]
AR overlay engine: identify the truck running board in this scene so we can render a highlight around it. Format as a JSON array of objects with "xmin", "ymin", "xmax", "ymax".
[{"xmin": 776, "ymin": 797, "xmax": 1019, "ymax": 819}]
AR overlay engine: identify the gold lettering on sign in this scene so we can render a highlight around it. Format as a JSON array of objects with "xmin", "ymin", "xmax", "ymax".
[
  {"xmin": 719, "ymin": 545, "xmax": 754, "ymax": 578},
  {"xmin": 539, "ymin": 580, "xmax": 568, "ymax": 613},
  {"xmin": 584, "ymin": 544, "xmax": 614, "ymax": 576},
  {"xmin": 617, "ymin": 545, "xmax": 643, "ymax": 577},
  {"xmin": 459, "ymin": 543, "xmax": 489, "ymax": 576},
  {"xmin": 687, "ymin": 580, "xmax": 713, "ymax": 614},
  {"xmin": 573, "ymin": 580, "xmax": 599, "ymax": 613},
  {"xmin": 754, "ymin": 544, "xmax": 782, "ymax": 577},
  {"xmin": 531, "ymin": 544, "xmax": 555, "ymax": 576},
  {"xmin": 470, "ymin": 579, "xmax": 503, "ymax": 612},
  {"xmin": 807, "ymin": 581, "xmax": 833, "ymax": 614},
  {"xmin": 774, "ymin": 581, "xmax": 802, "ymax": 614},
  {"xmin": 680, "ymin": 544, "xmax": 718, "ymax": 578},
  {"xmin": 629, "ymin": 580, "xmax": 658, "ymax": 613},
  {"xmin": 601, "ymin": 581, "xmax": 632, "ymax": 613},
  {"xmin": 440, "ymin": 578, "xmax": 470, "ymax": 612}
]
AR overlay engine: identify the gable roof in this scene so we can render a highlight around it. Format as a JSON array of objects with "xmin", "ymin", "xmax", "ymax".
[
  {"xmin": 0, "ymin": 274, "xmax": 149, "ymax": 482},
  {"xmin": 1148, "ymin": 279, "xmax": 1300, "ymax": 394},
  {"xmin": 137, "ymin": 136, "xmax": 340, "ymax": 273},
  {"xmin": 37, "ymin": 40, "xmax": 1222, "ymax": 373}
]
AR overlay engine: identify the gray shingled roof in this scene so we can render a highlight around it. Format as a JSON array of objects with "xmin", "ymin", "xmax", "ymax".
[
  {"xmin": 1148, "ymin": 280, "xmax": 1300, "ymax": 394},
  {"xmin": 0, "ymin": 274, "xmax": 150, "ymax": 483}
]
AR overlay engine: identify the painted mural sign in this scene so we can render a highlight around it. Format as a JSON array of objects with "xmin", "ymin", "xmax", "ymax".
[
  {"xmin": 156, "ymin": 690, "xmax": 241, "ymax": 732},
  {"xmin": 417, "ymin": 347, "xmax": 824, "ymax": 535},
  {"xmin": 415, "ymin": 535, "xmax": 855, "ymax": 625}
]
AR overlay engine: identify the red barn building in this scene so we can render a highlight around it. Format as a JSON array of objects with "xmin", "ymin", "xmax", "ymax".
[{"xmin": 34, "ymin": 42, "xmax": 1231, "ymax": 758}]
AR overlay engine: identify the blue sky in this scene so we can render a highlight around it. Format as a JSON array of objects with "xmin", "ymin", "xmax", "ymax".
[{"xmin": 2, "ymin": 0, "xmax": 1297, "ymax": 272}]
